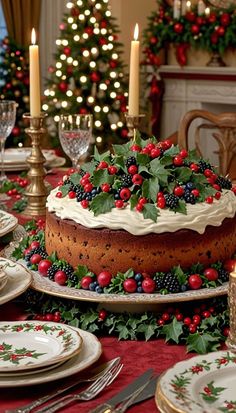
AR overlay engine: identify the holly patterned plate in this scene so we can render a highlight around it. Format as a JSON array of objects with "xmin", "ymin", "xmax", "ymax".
[
  {"xmin": 0, "ymin": 321, "xmax": 83, "ymax": 372},
  {"xmin": 0, "ymin": 258, "xmax": 31, "ymax": 305},
  {"xmin": 0, "ymin": 211, "xmax": 18, "ymax": 238},
  {"xmin": 155, "ymin": 351, "xmax": 236, "ymax": 413}
]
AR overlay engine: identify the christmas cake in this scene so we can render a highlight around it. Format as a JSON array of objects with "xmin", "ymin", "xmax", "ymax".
[{"xmin": 45, "ymin": 137, "xmax": 236, "ymax": 281}]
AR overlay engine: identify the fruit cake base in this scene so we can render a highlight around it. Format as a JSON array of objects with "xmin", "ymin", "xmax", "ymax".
[{"xmin": 45, "ymin": 210, "xmax": 236, "ymax": 275}]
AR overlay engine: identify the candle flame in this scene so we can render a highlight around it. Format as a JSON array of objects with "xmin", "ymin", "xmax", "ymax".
[
  {"xmin": 31, "ymin": 28, "xmax": 36, "ymax": 45},
  {"xmin": 186, "ymin": 1, "xmax": 191, "ymax": 7},
  {"xmin": 205, "ymin": 7, "xmax": 210, "ymax": 16},
  {"xmin": 134, "ymin": 23, "xmax": 139, "ymax": 41}
]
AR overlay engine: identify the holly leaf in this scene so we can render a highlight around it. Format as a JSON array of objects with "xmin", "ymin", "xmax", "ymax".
[
  {"xmin": 174, "ymin": 167, "xmax": 192, "ymax": 183},
  {"xmin": 75, "ymin": 265, "xmax": 90, "ymax": 279},
  {"xmin": 137, "ymin": 153, "xmax": 150, "ymax": 166},
  {"xmin": 162, "ymin": 317, "xmax": 183, "ymax": 344},
  {"xmin": 112, "ymin": 141, "xmax": 131, "ymax": 156},
  {"xmin": 164, "ymin": 145, "xmax": 180, "ymax": 156},
  {"xmin": 91, "ymin": 169, "xmax": 114, "ymax": 187},
  {"xmin": 59, "ymin": 184, "xmax": 70, "ymax": 197},
  {"xmin": 186, "ymin": 333, "xmax": 220, "ymax": 354},
  {"xmin": 142, "ymin": 176, "xmax": 159, "ymax": 203},
  {"xmin": 70, "ymin": 173, "xmax": 82, "ymax": 185},
  {"xmin": 173, "ymin": 265, "xmax": 187, "ymax": 284},
  {"xmin": 187, "ymin": 149, "xmax": 199, "ymax": 163},
  {"xmin": 114, "ymin": 155, "xmax": 125, "ymax": 171},
  {"xmin": 12, "ymin": 198, "xmax": 27, "ymax": 213},
  {"xmin": 93, "ymin": 146, "xmax": 110, "ymax": 162},
  {"xmin": 143, "ymin": 203, "xmax": 159, "ymax": 222},
  {"xmin": 149, "ymin": 159, "xmax": 170, "ymax": 184},
  {"xmin": 81, "ymin": 161, "xmax": 97, "ymax": 175},
  {"xmin": 90, "ymin": 193, "xmax": 114, "ymax": 216},
  {"xmin": 160, "ymin": 155, "xmax": 173, "ymax": 166},
  {"xmin": 174, "ymin": 200, "xmax": 187, "ymax": 215},
  {"xmin": 130, "ymin": 194, "xmax": 139, "ymax": 209},
  {"xmin": 47, "ymin": 251, "xmax": 58, "ymax": 263}
]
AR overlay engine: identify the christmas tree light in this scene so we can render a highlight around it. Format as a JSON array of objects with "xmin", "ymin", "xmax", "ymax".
[{"xmin": 43, "ymin": 0, "xmax": 129, "ymax": 150}]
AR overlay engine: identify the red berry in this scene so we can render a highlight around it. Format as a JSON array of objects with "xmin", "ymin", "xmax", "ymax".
[
  {"xmin": 30, "ymin": 241, "xmax": 40, "ymax": 250},
  {"xmin": 223, "ymin": 327, "xmax": 230, "ymax": 337},
  {"xmin": 38, "ymin": 259, "xmax": 52, "ymax": 276},
  {"xmin": 101, "ymin": 183, "xmax": 110, "ymax": 192},
  {"xmin": 16, "ymin": 194, "xmax": 21, "ymax": 200},
  {"xmin": 189, "ymin": 324, "xmax": 197, "ymax": 334},
  {"xmin": 157, "ymin": 198, "xmax": 166, "ymax": 209},
  {"xmin": 146, "ymin": 143, "xmax": 155, "ymax": 151},
  {"xmin": 215, "ymin": 192, "xmax": 221, "ymax": 200},
  {"xmin": 120, "ymin": 188, "xmax": 131, "ymax": 201},
  {"xmin": 188, "ymin": 274, "xmax": 203, "ymax": 290},
  {"xmin": 193, "ymin": 315, "xmax": 201, "ymax": 325},
  {"xmin": 99, "ymin": 309, "xmax": 107, "ymax": 320},
  {"xmin": 132, "ymin": 174, "xmax": 143, "ymax": 185},
  {"xmin": 190, "ymin": 163, "xmax": 199, "ymax": 172},
  {"xmin": 179, "ymin": 149, "xmax": 188, "ymax": 158},
  {"xmin": 184, "ymin": 317, "xmax": 192, "ymax": 326},
  {"xmin": 173, "ymin": 155, "xmax": 183, "ymax": 166},
  {"xmin": 142, "ymin": 278, "xmax": 156, "ymax": 293},
  {"xmin": 80, "ymin": 177, "xmax": 90, "ymax": 186},
  {"xmin": 150, "ymin": 148, "xmax": 161, "ymax": 158},
  {"xmin": 203, "ymin": 267, "xmax": 218, "ymax": 281},
  {"xmin": 123, "ymin": 278, "xmax": 137, "ymax": 293},
  {"xmin": 97, "ymin": 161, "xmax": 108, "ymax": 169},
  {"xmin": 108, "ymin": 166, "xmax": 118, "ymax": 175},
  {"xmin": 213, "ymin": 184, "xmax": 221, "ymax": 191},
  {"xmin": 81, "ymin": 276, "xmax": 93, "ymax": 289},
  {"xmin": 191, "ymin": 189, "xmax": 200, "ymax": 198},
  {"xmin": 130, "ymin": 144, "xmax": 141, "ymax": 152},
  {"xmin": 56, "ymin": 191, "xmax": 62, "ymax": 198},
  {"xmin": 157, "ymin": 319, "xmax": 165, "ymax": 326},
  {"xmin": 30, "ymin": 254, "xmax": 42, "ymax": 265},
  {"xmin": 54, "ymin": 270, "xmax": 67, "ymax": 285},
  {"xmin": 53, "ymin": 314, "xmax": 61, "ymax": 322},
  {"xmin": 97, "ymin": 271, "xmax": 112, "ymax": 287},
  {"xmin": 206, "ymin": 196, "xmax": 213, "ymax": 204},
  {"xmin": 128, "ymin": 165, "xmax": 138, "ymax": 175},
  {"xmin": 141, "ymin": 147, "xmax": 150, "ymax": 155},
  {"xmin": 115, "ymin": 200, "xmax": 124, "ymax": 208},
  {"xmin": 174, "ymin": 186, "xmax": 184, "ymax": 197},
  {"xmin": 176, "ymin": 313, "xmax": 183, "ymax": 321},
  {"xmin": 81, "ymin": 200, "xmax": 89, "ymax": 208},
  {"xmin": 224, "ymin": 259, "xmax": 236, "ymax": 272},
  {"xmin": 45, "ymin": 313, "xmax": 54, "ymax": 321},
  {"xmin": 23, "ymin": 247, "xmax": 31, "ymax": 256},
  {"xmin": 139, "ymin": 197, "xmax": 147, "ymax": 205},
  {"xmin": 136, "ymin": 203, "xmax": 144, "ymax": 212},
  {"xmin": 202, "ymin": 310, "xmax": 211, "ymax": 318},
  {"xmin": 162, "ymin": 313, "xmax": 170, "ymax": 321},
  {"xmin": 204, "ymin": 169, "xmax": 213, "ymax": 177},
  {"xmin": 84, "ymin": 183, "xmax": 93, "ymax": 193},
  {"xmin": 68, "ymin": 191, "xmax": 76, "ymax": 199}
]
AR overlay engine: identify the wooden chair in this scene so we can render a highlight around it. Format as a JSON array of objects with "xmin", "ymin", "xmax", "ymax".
[{"xmin": 177, "ymin": 109, "xmax": 236, "ymax": 182}]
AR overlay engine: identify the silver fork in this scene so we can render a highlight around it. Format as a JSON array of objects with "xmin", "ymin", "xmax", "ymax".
[
  {"xmin": 5, "ymin": 358, "xmax": 121, "ymax": 413},
  {"xmin": 37, "ymin": 363, "xmax": 123, "ymax": 413}
]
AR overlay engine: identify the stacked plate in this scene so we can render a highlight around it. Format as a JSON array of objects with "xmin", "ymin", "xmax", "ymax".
[
  {"xmin": 0, "ymin": 210, "xmax": 18, "ymax": 238},
  {"xmin": 4, "ymin": 148, "xmax": 65, "ymax": 171},
  {"xmin": 0, "ymin": 321, "xmax": 102, "ymax": 387},
  {"xmin": 0, "ymin": 258, "xmax": 32, "ymax": 306}
]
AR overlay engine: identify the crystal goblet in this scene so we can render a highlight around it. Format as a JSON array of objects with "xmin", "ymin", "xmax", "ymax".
[
  {"xmin": 58, "ymin": 114, "xmax": 93, "ymax": 170},
  {"xmin": 0, "ymin": 100, "xmax": 17, "ymax": 182}
]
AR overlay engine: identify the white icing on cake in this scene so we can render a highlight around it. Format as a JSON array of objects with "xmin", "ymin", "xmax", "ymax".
[{"xmin": 47, "ymin": 188, "xmax": 236, "ymax": 235}]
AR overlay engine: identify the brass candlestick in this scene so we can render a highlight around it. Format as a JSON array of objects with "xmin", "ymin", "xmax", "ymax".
[
  {"xmin": 226, "ymin": 269, "xmax": 236, "ymax": 353},
  {"xmin": 23, "ymin": 113, "xmax": 48, "ymax": 217},
  {"xmin": 125, "ymin": 114, "xmax": 145, "ymax": 142}
]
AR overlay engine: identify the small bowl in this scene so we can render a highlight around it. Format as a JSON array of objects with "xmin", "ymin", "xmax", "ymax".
[{"xmin": 0, "ymin": 266, "xmax": 8, "ymax": 292}]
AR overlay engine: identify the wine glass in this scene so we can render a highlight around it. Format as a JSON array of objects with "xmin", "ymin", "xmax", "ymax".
[
  {"xmin": 0, "ymin": 100, "xmax": 17, "ymax": 182},
  {"xmin": 58, "ymin": 114, "xmax": 93, "ymax": 170}
]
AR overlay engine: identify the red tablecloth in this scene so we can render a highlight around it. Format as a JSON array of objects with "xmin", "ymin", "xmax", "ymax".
[{"xmin": 0, "ymin": 170, "xmax": 194, "ymax": 413}]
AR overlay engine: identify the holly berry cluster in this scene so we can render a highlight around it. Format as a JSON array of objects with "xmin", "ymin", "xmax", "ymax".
[
  {"xmin": 143, "ymin": 1, "xmax": 236, "ymax": 67},
  {"xmin": 55, "ymin": 135, "xmax": 235, "ymax": 222}
]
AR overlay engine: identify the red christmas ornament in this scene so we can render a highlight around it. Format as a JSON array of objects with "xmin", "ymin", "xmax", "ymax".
[
  {"xmin": 150, "ymin": 54, "xmax": 161, "ymax": 66},
  {"xmin": 67, "ymin": 66, "xmax": 73, "ymax": 75},
  {"xmin": 211, "ymin": 33, "xmax": 219, "ymax": 44},
  {"xmin": 216, "ymin": 26, "xmax": 225, "ymax": 37},
  {"xmin": 23, "ymin": 76, "xmax": 29, "ymax": 86},
  {"xmin": 109, "ymin": 60, "xmax": 117, "ymax": 68},
  {"xmin": 208, "ymin": 13, "xmax": 217, "ymax": 24},
  {"xmin": 99, "ymin": 37, "xmax": 107, "ymax": 46},
  {"xmin": 174, "ymin": 23, "xmax": 184, "ymax": 34},
  {"xmin": 120, "ymin": 103, "xmax": 127, "ymax": 112},
  {"xmin": 185, "ymin": 11, "xmax": 196, "ymax": 22},
  {"xmin": 85, "ymin": 26, "xmax": 93, "ymax": 35},
  {"xmin": 90, "ymin": 72, "xmax": 101, "ymax": 83},
  {"xmin": 100, "ymin": 20, "xmax": 107, "ymax": 28},
  {"xmin": 71, "ymin": 7, "xmax": 80, "ymax": 17},
  {"xmin": 191, "ymin": 24, "xmax": 200, "ymax": 35},
  {"xmin": 79, "ymin": 108, "xmax": 88, "ymax": 114},
  {"xmin": 12, "ymin": 126, "xmax": 21, "ymax": 136},
  {"xmin": 15, "ymin": 50, "xmax": 21, "ymax": 56},
  {"xmin": 58, "ymin": 81, "xmax": 68, "ymax": 93},
  {"xmin": 6, "ymin": 83, "xmax": 12, "ymax": 89},
  {"xmin": 59, "ymin": 23, "xmax": 66, "ymax": 30},
  {"xmin": 48, "ymin": 65, "xmax": 55, "ymax": 73},
  {"xmin": 150, "ymin": 36, "xmax": 158, "ymax": 45},
  {"xmin": 15, "ymin": 71, "xmax": 24, "ymax": 80},
  {"xmin": 121, "ymin": 128, "xmax": 129, "ymax": 138},
  {"xmin": 220, "ymin": 13, "xmax": 230, "ymax": 27},
  {"xmin": 63, "ymin": 46, "xmax": 71, "ymax": 56},
  {"xmin": 196, "ymin": 16, "xmax": 205, "ymax": 26}
]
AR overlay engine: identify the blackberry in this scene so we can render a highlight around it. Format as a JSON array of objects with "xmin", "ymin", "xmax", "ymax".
[
  {"xmin": 25, "ymin": 246, "xmax": 47, "ymax": 262},
  {"xmin": 162, "ymin": 272, "xmax": 181, "ymax": 293},
  {"xmin": 76, "ymin": 189, "xmax": 84, "ymax": 202},
  {"xmin": 215, "ymin": 176, "xmax": 232, "ymax": 190},
  {"xmin": 79, "ymin": 169, "xmax": 86, "ymax": 177},
  {"xmin": 155, "ymin": 276, "xmax": 163, "ymax": 292},
  {"xmin": 68, "ymin": 273, "xmax": 78, "ymax": 286},
  {"xmin": 218, "ymin": 268, "xmax": 229, "ymax": 282},
  {"xmin": 47, "ymin": 262, "xmax": 64, "ymax": 281},
  {"xmin": 125, "ymin": 156, "xmax": 136, "ymax": 168},
  {"xmin": 185, "ymin": 182, "xmax": 195, "ymax": 191},
  {"xmin": 63, "ymin": 178, "xmax": 70, "ymax": 185},
  {"xmin": 184, "ymin": 192, "xmax": 196, "ymax": 204},
  {"xmin": 121, "ymin": 174, "xmax": 133, "ymax": 188},
  {"xmin": 84, "ymin": 192, "xmax": 93, "ymax": 201},
  {"xmin": 198, "ymin": 159, "xmax": 213, "ymax": 173},
  {"xmin": 114, "ymin": 191, "xmax": 121, "ymax": 200},
  {"xmin": 165, "ymin": 194, "xmax": 179, "ymax": 209}
]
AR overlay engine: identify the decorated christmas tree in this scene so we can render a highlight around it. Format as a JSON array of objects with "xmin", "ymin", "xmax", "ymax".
[
  {"xmin": 43, "ymin": 0, "xmax": 128, "ymax": 150},
  {"xmin": 0, "ymin": 37, "xmax": 30, "ymax": 146}
]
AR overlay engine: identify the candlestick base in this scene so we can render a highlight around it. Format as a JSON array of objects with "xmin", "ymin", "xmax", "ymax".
[
  {"xmin": 125, "ymin": 114, "xmax": 145, "ymax": 141},
  {"xmin": 226, "ymin": 273, "xmax": 236, "ymax": 353},
  {"xmin": 23, "ymin": 113, "xmax": 49, "ymax": 217}
]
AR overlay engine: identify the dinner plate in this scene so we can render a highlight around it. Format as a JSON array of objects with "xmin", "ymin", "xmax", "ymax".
[
  {"xmin": 0, "ymin": 321, "xmax": 83, "ymax": 372},
  {"xmin": 0, "ymin": 360, "xmax": 65, "ymax": 377},
  {"xmin": 0, "ymin": 211, "xmax": 18, "ymax": 238},
  {"xmin": 4, "ymin": 148, "xmax": 56, "ymax": 165},
  {"xmin": 0, "ymin": 267, "xmax": 8, "ymax": 292},
  {"xmin": 0, "ymin": 258, "xmax": 31, "ymax": 305},
  {"xmin": 155, "ymin": 351, "xmax": 236, "ymax": 413},
  {"xmin": 0, "ymin": 327, "xmax": 102, "ymax": 387}
]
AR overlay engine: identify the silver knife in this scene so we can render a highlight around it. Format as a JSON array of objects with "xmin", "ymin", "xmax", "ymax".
[{"xmin": 89, "ymin": 369, "xmax": 154, "ymax": 413}]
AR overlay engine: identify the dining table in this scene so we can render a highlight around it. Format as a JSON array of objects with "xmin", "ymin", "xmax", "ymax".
[{"xmin": 0, "ymin": 167, "xmax": 202, "ymax": 413}]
